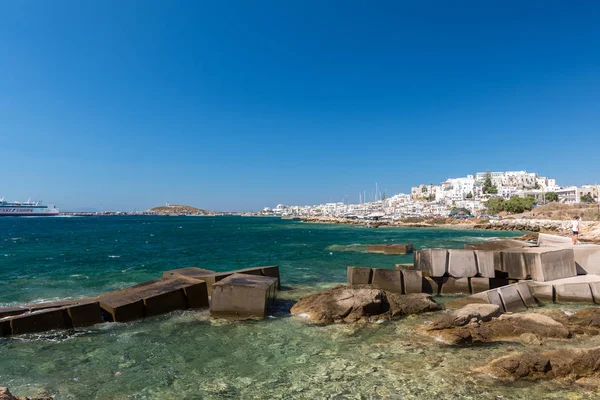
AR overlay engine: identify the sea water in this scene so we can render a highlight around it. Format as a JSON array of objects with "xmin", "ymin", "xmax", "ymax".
[{"xmin": 1, "ymin": 216, "xmax": 598, "ymax": 399}]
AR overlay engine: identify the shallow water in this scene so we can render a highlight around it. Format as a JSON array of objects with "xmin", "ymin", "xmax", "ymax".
[{"xmin": 1, "ymin": 216, "xmax": 597, "ymax": 399}]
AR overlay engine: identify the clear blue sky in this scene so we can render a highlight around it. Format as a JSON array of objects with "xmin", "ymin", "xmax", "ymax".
[{"xmin": 1, "ymin": 1, "xmax": 599, "ymax": 211}]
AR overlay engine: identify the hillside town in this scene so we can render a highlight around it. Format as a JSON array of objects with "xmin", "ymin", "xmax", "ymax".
[{"xmin": 264, "ymin": 171, "xmax": 600, "ymax": 219}]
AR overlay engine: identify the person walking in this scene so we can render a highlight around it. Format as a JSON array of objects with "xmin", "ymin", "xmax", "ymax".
[{"xmin": 572, "ymin": 216, "xmax": 581, "ymax": 245}]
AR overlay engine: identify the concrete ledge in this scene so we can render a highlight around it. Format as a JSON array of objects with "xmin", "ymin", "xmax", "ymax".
[
  {"xmin": 415, "ymin": 249, "xmax": 448, "ymax": 277},
  {"xmin": 0, "ymin": 319, "xmax": 12, "ymax": 336},
  {"xmin": 383, "ymin": 244, "xmax": 414, "ymax": 254},
  {"xmin": 367, "ymin": 245, "xmax": 388, "ymax": 253},
  {"xmin": 465, "ymin": 240, "xmax": 534, "ymax": 251},
  {"xmin": 66, "ymin": 301, "xmax": 104, "ymax": 327},
  {"xmin": 498, "ymin": 285, "xmax": 527, "ymax": 313},
  {"xmin": 434, "ymin": 277, "xmax": 470, "ymax": 294},
  {"xmin": 470, "ymin": 277, "xmax": 490, "ymax": 294},
  {"xmin": 0, "ymin": 307, "xmax": 28, "ymax": 319},
  {"xmin": 422, "ymin": 277, "xmax": 440, "ymax": 295}
]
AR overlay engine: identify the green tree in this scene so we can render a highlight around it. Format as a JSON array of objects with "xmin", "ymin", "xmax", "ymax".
[
  {"xmin": 581, "ymin": 193, "xmax": 595, "ymax": 204},
  {"xmin": 544, "ymin": 192, "xmax": 559, "ymax": 203},
  {"xmin": 483, "ymin": 172, "xmax": 498, "ymax": 194},
  {"xmin": 466, "ymin": 192, "xmax": 473, "ymax": 199},
  {"xmin": 486, "ymin": 196, "xmax": 505, "ymax": 215},
  {"xmin": 504, "ymin": 196, "xmax": 536, "ymax": 214}
]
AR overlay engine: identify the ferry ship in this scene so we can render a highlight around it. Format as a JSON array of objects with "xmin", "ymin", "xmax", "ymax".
[{"xmin": 0, "ymin": 198, "xmax": 60, "ymax": 216}]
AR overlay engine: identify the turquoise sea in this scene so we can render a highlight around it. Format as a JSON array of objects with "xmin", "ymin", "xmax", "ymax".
[{"xmin": 1, "ymin": 216, "xmax": 598, "ymax": 399}]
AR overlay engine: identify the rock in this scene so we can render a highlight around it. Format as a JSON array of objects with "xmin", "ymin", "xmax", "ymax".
[
  {"xmin": 427, "ymin": 304, "xmax": 502, "ymax": 330},
  {"xmin": 424, "ymin": 312, "xmax": 571, "ymax": 345},
  {"xmin": 290, "ymin": 285, "xmax": 442, "ymax": 324},
  {"xmin": 476, "ymin": 347, "xmax": 600, "ymax": 382},
  {"xmin": 383, "ymin": 292, "xmax": 443, "ymax": 319},
  {"xmin": 0, "ymin": 386, "xmax": 53, "ymax": 400}
]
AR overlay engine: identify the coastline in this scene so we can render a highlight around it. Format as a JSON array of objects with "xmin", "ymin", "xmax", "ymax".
[{"xmin": 296, "ymin": 216, "xmax": 600, "ymax": 242}]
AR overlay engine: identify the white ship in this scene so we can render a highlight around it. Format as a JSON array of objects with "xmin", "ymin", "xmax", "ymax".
[{"xmin": 0, "ymin": 198, "xmax": 60, "ymax": 216}]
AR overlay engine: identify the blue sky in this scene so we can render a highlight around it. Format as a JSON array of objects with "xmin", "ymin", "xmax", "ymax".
[{"xmin": 1, "ymin": 1, "xmax": 599, "ymax": 211}]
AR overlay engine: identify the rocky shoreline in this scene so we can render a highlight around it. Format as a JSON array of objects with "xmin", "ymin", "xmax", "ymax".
[{"xmin": 298, "ymin": 216, "xmax": 600, "ymax": 242}]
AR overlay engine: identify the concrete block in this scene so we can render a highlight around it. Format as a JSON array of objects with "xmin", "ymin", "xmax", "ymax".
[
  {"xmin": 436, "ymin": 277, "xmax": 470, "ymax": 295},
  {"xmin": 260, "ymin": 266, "xmax": 281, "ymax": 289},
  {"xmin": 537, "ymin": 233, "xmax": 572, "ymax": 247},
  {"xmin": 498, "ymin": 285, "xmax": 527, "ymax": 312},
  {"xmin": 181, "ymin": 280, "xmax": 210, "ymax": 309},
  {"xmin": 501, "ymin": 250, "xmax": 528, "ymax": 279},
  {"xmin": 383, "ymin": 243, "xmax": 414, "ymax": 254},
  {"xmin": 526, "ymin": 248, "xmax": 577, "ymax": 282},
  {"xmin": 0, "ymin": 307, "xmax": 28, "ymax": 319},
  {"xmin": 162, "ymin": 267, "xmax": 226, "ymax": 295},
  {"xmin": 528, "ymin": 282, "xmax": 554, "ymax": 302},
  {"xmin": 445, "ymin": 292, "xmax": 490, "ymax": 309},
  {"xmin": 555, "ymin": 282, "xmax": 593, "ymax": 303},
  {"xmin": 401, "ymin": 270, "xmax": 422, "ymax": 294},
  {"xmin": 485, "ymin": 289, "xmax": 506, "ymax": 312},
  {"xmin": 414, "ymin": 249, "xmax": 448, "ymax": 277},
  {"xmin": 395, "ymin": 263, "xmax": 415, "ymax": 270},
  {"xmin": 572, "ymin": 245, "xmax": 600, "ymax": 275},
  {"xmin": 210, "ymin": 274, "xmax": 278, "ymax": 319},
  {"xmin": 0, "ymin": 319, "xmax": 11, "ymax": 336},
  {"xmin": 100, "ymin": 277, "xmax": 198, "ymax": 322},
  {"xmin": 589, "ymin": 282, "xmax": 600, "ymax": 304},
  {"xmin": 10, "ymin": 308, "xmax": 70, "ymax": 335},
  {"xmin": 474, "ymin": 250, "xmax": 500, "ymax": 278},
  {"xmin": 465, "ymin": 240, "xmax": 534, "ymax": 251},
  {"xmin": 422, "ymin": 277, "xmax": 441, "ymax": 295},
  {"xmin": 66, "ymin": 302, "xmax": 104, "ymax": 327},
  {"xmin": 448, "ymin": 249, "xmax": 477, "ymax": 278},
  {"xmin": 515, "ymin": 282, "xmax": 537, "ymax": 307},
  {"xmin": 347, "ymin": 266, "xmax": 373, "ymax": 285},
  {"xmin": 367, "ymin": 245, "xmax": 388, "ymax": 253},
  {"xmin": 469, "ymin": 277, "xmax": 490, "ymax": 294},
  {"xmin": 372, "ymin": 268, "xmax": 403, "ymax": 293}
]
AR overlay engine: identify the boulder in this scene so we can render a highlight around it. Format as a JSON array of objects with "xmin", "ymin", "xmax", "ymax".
[
  {"xmin": 476, "ymin": 347, "xmax": 600, "ymax": 382},
  {"xmin": 427, "ymin": 304, "xmax": 502, "ymax": 331},
  {"xmin": 424, "ymin": 312, "xmax": 571, "ymax": 345},
  {"xmin": 290, "ymin": 285, "xmax": 442, "ymax": 324},
  {"xmin": 0, "ymin": 386, "xmax": 53, "ymax": 400}
]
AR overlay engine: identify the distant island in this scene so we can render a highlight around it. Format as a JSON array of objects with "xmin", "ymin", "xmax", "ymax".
[{"xmin": 147, "ymin": 204, "xmax": 211, "ymax": 216}]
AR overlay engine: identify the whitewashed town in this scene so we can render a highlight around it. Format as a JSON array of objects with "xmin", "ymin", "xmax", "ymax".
[{"xmin": 264, "ymin": 171, "xmax": 600, "ymax": 219}]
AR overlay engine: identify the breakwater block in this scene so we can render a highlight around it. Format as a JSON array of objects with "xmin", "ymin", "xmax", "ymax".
[
  {"xmin": 435, "ymin": 277, "xmax": 469, "ymax": 294},
  {"xmin": 163, "ymin": 266, "xmax": 280, "ymax": 295},
  {"xmin": 210, "ymin": 274, "xmax": 278, "ymax": 319},
  {"xmin": 422, "ymin": 277, "xmax": 440, "ymax": 295},
  {"xmin": 528, "ymin": 282, "xmax": 554, "ymax": 302},
  {"xmin": 515, "ymin": 282, "xmax": 537, "ymax": 308},
  {"xmin": 347, "ymin": 266, "xmax": 373, "ymax": 285},
  {"xmin": 474, "ymin": 250, "xmax": 500, "ymax": 278},
  {"xmin": 372, "ymin": 269, "xmax": 403, "ymax": 293},
  {"xmin": 0, "ymin": 319, "xmax": 11, "ymax": 336},
  {"xmin": 402, "ymin": 270, "xmax": 423, "ymax": 294},
  {"xmin": 448, "ymin": 250, "xmax": 477, "ymax": 278},
  {"xmin": 367, "ymin": 245, "xmax": 388, "ymax": 253},
  {"xmin": 383, "ymin": 244, "xmax": 414, "ymax": 254},
  {"xmin": 99, "ymin": 277, "xmax": 209, "ymax": 322},
  {"xmin": 555, "ymin": 282, "xmax": 593, "ymax": 303},
  {"xmin": 464, "ymin": 240, "xmax": 534, "ymax": 251},
  {"xmin": 10, "ymin": 308, "xmax": 70, "ymax": 335},
  {"xmin": 498, "ymin": 285, "xmax": 527, "ymax": 313},
  {"xmin": 501, "ymin": 248, "xmax": 577, "ymax": 282},
  {"xmin": 571, "ymin": 245, "xmax": 600, "ymax": 275},
  {"xmin": 415, "ymin": 249, "xmax": 448, "ymax": 277},
  {"xmin": 0, "ymin": 306, "xmax": 28, "ymax": 319},
  {"xmin": 66, "ymin": 301, "xmax": 104, "ymax": 327}
]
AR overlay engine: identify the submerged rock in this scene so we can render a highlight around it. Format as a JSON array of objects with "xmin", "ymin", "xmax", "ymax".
[
  {"xmin": 0, "ymin": 387, "xmax": 53, "ymax": 400},
  {"xmin": 476, "ymin": 347, "xmax": 600, "ymax": 384},
  {"xmin": 290, "ymin": 285, "xmax": 442, "ymax": 324},
  {"xmin": 426, "ymin": 304, "xmax": 502, "ymax": 331},
  {"xmin": 423, "ymin": 312, "xmax": 571, "ymax": 345}
]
